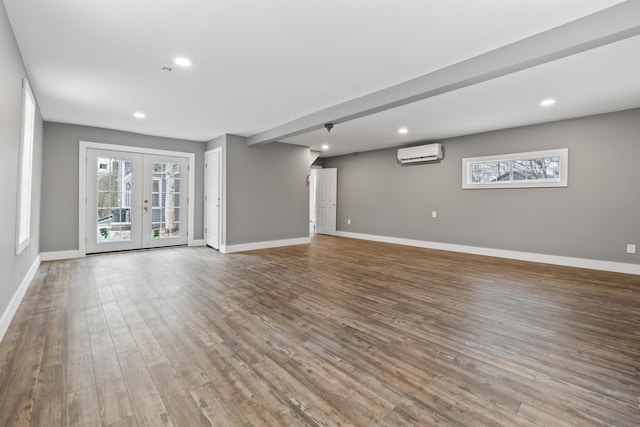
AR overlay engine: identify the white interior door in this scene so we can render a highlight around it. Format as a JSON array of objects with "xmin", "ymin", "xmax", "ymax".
[
  {"xmin": 86, "ymin": 149, "xmax": 188, "ymax": 253},
  {"xmin": 205, "ymin": 148, "xmax": 221, "ymax": 250},
  {"xmin": 316, "ymin": 168, "xmax": 337, "ymax": 236}
]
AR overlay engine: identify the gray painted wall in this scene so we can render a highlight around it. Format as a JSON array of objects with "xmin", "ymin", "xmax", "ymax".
[
  {"xmin": 0, "ymin": 3, "xmax": 43, "ymax": 322},
  {"xmin": 41, "ymin": 122, "xmax": 206, "ymax": 252},
  {"xmin": 207, "ymin": 135, "xmax": 309, "ymax": 246},
  {"xmin": 324, "ymin": 109, "xmax": 640, "ymax": 264}
]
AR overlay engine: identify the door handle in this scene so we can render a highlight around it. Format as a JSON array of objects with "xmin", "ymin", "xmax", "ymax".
[{"xmin": 144, "ymin": 206, "xmax": 148, "ymax": 212}]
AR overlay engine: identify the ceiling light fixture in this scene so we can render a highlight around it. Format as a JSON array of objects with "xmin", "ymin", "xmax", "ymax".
[
  {"xmin": 174, "ymin": 57, "xmax": 192, "ymax": 67},
  {"xmin": 540, "ymin": 99, "xmax": 556, "ymax": 107},
  {"xmin": 398, "ymin": 127, "xmax": 409, "ymax": 135},
  {"xmin": 321, "ymin": 144, "xmax": 329, "ymax": 150},
  {"xmin": 133, "ymin": 112, "xmax": 146, "ymax": 119}
]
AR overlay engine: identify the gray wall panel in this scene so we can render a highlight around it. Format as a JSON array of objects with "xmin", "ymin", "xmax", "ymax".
[
  {"xmin": 225, "ymin": 136, "xmax": 309, "ymax": 245},
  {"xmin": 0, "ymin": 3, "xmax": 43, "ymax": 324},
  {"xmin": 324, "ymin": 109, "xmax": 640, "ymax": 264},
  {"xmin": 41, "ymin": 122, "xmax": 206, "ymax": 252}
]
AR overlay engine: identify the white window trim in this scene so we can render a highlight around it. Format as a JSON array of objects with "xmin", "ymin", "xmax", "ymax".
[
  {"xmin": 462, "ymin": 148, "xmax": 568, "ymax": 189},
  {"xmin": 16, "ymin": 79, "xmax": 36, "ymax": 254}
]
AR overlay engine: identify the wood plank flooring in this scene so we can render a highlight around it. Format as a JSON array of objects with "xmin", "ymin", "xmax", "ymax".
[{"xmin": 1, "ymin": 235, "xmax": 639, "ymax": 426}]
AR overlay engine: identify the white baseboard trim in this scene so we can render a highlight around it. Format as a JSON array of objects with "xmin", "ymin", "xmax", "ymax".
[
  {"xmin": 189, "ymin": 239, "xmax": 205, "ymax": 247},
  {"xmin": 0, "ymin": 255, "xmax": 41, "ymax": 343},
  {"xmin": 221, "ymin": 237, "xmax": 311, "ymax": 254},
  {"xmin": 40, "ymin": 250, "xmax": 83, "ymax": 261},
  {"xmin": 336, "ymin": 231, "xmax": 640, "ymax": 275}
]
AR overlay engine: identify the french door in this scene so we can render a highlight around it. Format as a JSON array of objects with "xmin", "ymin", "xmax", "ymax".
[{"xmin": 86, "ymin": 148, "xmax": 188, "ymax": 253}]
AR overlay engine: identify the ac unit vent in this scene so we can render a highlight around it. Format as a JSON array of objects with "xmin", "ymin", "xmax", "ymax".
[{"xmin": 397, "ymin": 143, "xmax": 443, "ymax": 164}]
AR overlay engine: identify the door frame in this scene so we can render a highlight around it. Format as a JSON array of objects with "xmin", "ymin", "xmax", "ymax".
[
  {"xmin": 204, "ymin": 147, "xmax": 224, "ymax": 250},
  {"xmin": 79, "ymin": 141, "xmax": 196, "ymax": 256}
]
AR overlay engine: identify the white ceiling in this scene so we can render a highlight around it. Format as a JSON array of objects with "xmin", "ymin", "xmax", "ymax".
[
  {"xmin": 4, "ymin": 0, "xmax": 638, "ymax": 157},
  {"xmin": 284, "ymin": 34, "xmax": 640, "ymax": 156}
]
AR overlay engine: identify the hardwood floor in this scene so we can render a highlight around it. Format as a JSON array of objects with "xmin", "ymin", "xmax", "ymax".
[{"xmin": 1, "ymin": 235, "xmax": 639, "ymax": 426}]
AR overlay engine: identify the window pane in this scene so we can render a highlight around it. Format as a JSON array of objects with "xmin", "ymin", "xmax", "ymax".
[
  {"xmin": 524, "ymin": 159, "xmax": 543, "ymax": 180},
  {"xmin": 152, "ymin": 208, "xmax": 162, "ymax": 223},
  {"xmin": 170, "ymin": 222, "xmax": 181, "ymax": 237},
  {"xmin": 512, "ymin": 160, "xmax": 526, "ymax": 180},
  {"xmin": 471, "ymin": 163, "xmax": 483, "ymax": 183},
  {"xmin": 150, "ymin": 161, "xmax": 182, "ymax": 239},
  {"xmin": 482, "ymin": 162, "xmax": 499, "ymax": 182},
  {"xmin": 544, "ymin": 156, "xmax": 560, "ymax": 178},
  {"xmin": 497, "ymin": 161, "xmax": 510, "ymax": 181},
  {"xmin": 95, "ymin": 155, "xmax": 134, "ymax": 244}
]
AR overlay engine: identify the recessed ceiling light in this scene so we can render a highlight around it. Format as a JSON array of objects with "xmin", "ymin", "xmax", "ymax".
[
  {"xmin": 398, "ymin": 127, "xmax": 409, "ymax": 135},
  {"xmin": 133, "ymin": 112, "xmax": 146, "ymax": 119},
  {"xmin": 540, "ymin": 99, "xmax": 556, "ymax": 107},
  {"xmin": 321, "ymin": 144, "xmax": 329, "ymax": 150},
  {"xmin": 174, "ymin": 57, "xmax": 192, "ymax": 67}
]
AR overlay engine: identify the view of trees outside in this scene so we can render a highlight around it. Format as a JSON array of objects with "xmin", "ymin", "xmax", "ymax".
[{"xmin": 471, "ymin": 156, "xmax": 560, "ymax": 183}]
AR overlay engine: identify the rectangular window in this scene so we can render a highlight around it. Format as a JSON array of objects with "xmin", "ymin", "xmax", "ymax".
[
  {"xmin": 462, "ymin": 148, "xmax": 568, "ymax": 189},
  {"xmin": 16, "ymin": 80, "xmax": 36, "ymax": 254}
]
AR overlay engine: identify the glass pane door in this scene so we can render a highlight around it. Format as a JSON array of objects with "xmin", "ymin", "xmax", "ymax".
[
  {"xmin": 143, "ymin": 155, "xmax": 188, "ymax": 248},
  {"xmin": 96, "ymin": 157, "xmax": 133, "ymax": 242},
  {"xmin": 150, "ymin": 162, "xmax": 181, "ymax": 239},
  {"xmin": 86, "ymin": 149, "xmax": 143, "ymax": 253}
]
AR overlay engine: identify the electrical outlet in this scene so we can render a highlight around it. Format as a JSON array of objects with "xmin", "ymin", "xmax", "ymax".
[
  {"xmin": 627, "ymin": 244, "xmax": 636, "ymax": 254},
  {"xmin": 432, "ymin": 211, "xmax": 437, "ymax": 218},
  {"xmin": 347, "ymin": 219, "xmax": 351, "ymax": 225}
]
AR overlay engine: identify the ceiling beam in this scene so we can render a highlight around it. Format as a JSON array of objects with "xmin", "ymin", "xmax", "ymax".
[{"xmin": 247, "ymin": 1, "xmax": 640, "ymax": 146}]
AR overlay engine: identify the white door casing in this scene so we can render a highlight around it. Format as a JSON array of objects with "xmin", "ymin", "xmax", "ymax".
[{"xmin": 316, "ymin": 168, "xmax": 337, "ymax": 236}]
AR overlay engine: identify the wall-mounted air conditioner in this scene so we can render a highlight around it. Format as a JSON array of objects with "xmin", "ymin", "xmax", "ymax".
[{"xmin": 397, "ymin": 143, "xmax": 443, "ymax": 164}]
